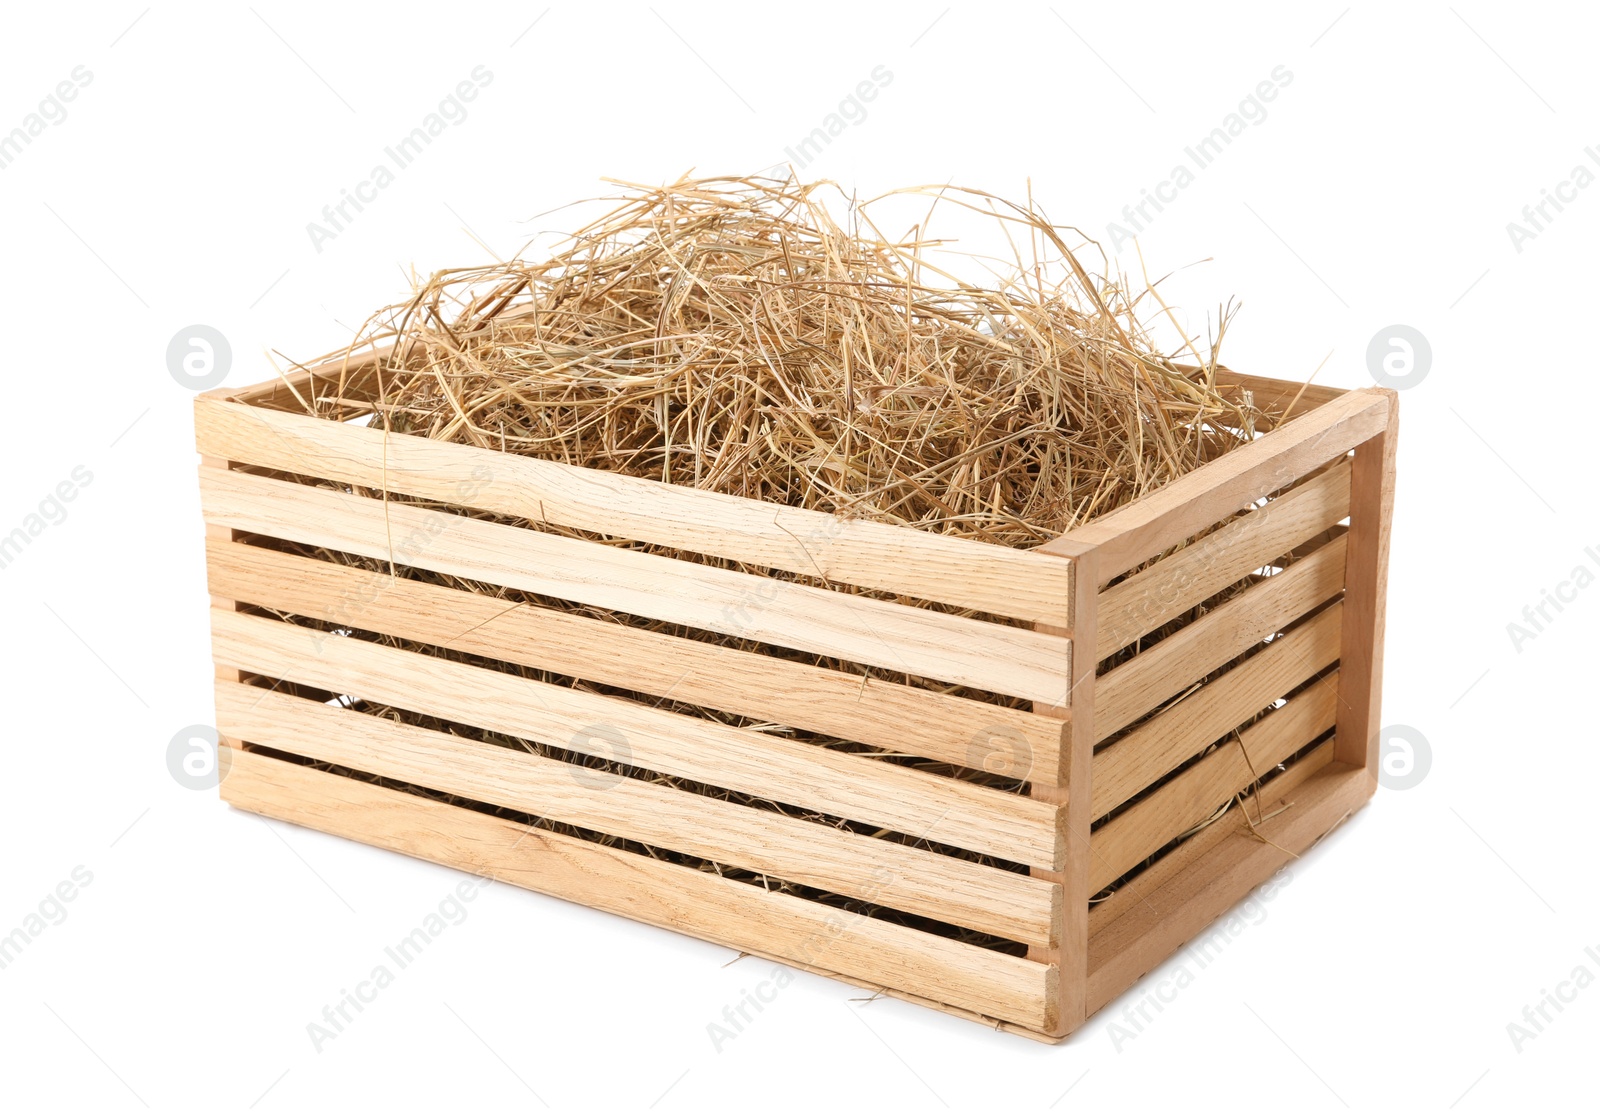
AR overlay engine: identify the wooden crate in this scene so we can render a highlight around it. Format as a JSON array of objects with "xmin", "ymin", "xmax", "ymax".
[{"xmin": 194, "ymin": 356, "xmax": 1397, "ymax": 1041}]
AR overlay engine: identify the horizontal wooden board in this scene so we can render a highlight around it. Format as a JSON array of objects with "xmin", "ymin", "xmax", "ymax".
[
  {"xmin": 1094, "ymin": 535, "xmax": 1348, "ymax": 740},
  {"xmin": 1088, "ymin": 739, "xmax": 1338, "ymax": 932},
  {"xmin": 199, "ymin": 346, "xmax": 390, "ymax": 414},
  {"xmin": 1091, "ymin": 601, "xmax": 1343, "ymax": 818},
  {"xmin": 195, "ymin": 397, "xmax": 1073, "ymax": 625},
  {"xmin": 1209, "ymin": 369, "xmax": 1347, "ymax": 429},
  {"xmin": 199, "ymin": 466, "xmax": 1072, "ymax": 706},
  {"xmin": 1096, "ymin": 459, "xmax": 1351, "ymax": 657},
  {"xmin": 1086, "ymin": 753, "xmax": 1370, "ymax": 1016},
  {"xmin": 1042, "ymin": 389, "xmax": 1387, "ymax": 581},
  {"xmin": 208, "ymin": 609, "xmax": 1058, "ymax": 866},
  {"xmin": 222, "ymin": 746, "xmax": 1053, "ymax": 1030},
  {"xmin": 218, "ymin": 680, "xmax": 1055, "ymax": 944},
  {"xmin": 1089, "ymin": 673, "xmax": 1340, "ymax": 891},
  {"xmin": 205, "ymin": 538, "xmax": 1062, "ymax": 783}
]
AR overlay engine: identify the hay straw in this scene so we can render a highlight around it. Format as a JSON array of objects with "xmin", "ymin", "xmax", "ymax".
[{"xmin": 296, "ymin": 172, "xmax": 1266, "ymax": 548}]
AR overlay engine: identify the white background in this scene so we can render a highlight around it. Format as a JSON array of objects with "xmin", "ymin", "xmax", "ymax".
[{"xmin": 1, "ymin": 2, "xmax": 1595, "ymax": 1112}]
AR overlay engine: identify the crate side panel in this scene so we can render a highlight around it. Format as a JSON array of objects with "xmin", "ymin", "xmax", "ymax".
[
  {"xmin": 207, "ymin": 608, "xmax": 1058, "ymax": 867},
  {"xmin": 1096, "ymin": 459, "xmax": 1351, "ymax": 658},
  {"xmin": 204, "ymin": 537, "xmax": 1060, "ymax": 784},
  {"xmin": 218, "ymin": 679, "xmax": 1055, "ymax": 945},
  {"xmin": 1095, "ymin": 534, "xmax": 1347, "ymax": 741},
  {"xmin": 1086, "ymin": 756, "xmax": 1371, "ymax": 1015},
  {"xmin": 1090, "ymin": 602, "xmax": 1342, "ymax": 818},
  {"xmin": 1089, "ymin": 672, "xmax": 1339, "ymax": 891},
  {"xmin": 196, "ymin": 397, "xmax": 1073, "ymax": 624},
  {"xmin": 1046, "ymin": 389, "xmax": 1387, "ymax": 581},
  {"xmin": 221, "ymin": 747, "xmax": 1054, "ymax": 1031},
  {"xmin": 198, "ymin": 465, "xmax": 1071, "ymax": 706}
]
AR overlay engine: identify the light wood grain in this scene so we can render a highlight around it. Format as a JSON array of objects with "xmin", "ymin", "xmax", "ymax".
[
  {"xmin": 1040, "ymin": 541, "xmax": 1099, "ymax": 1036},
  {"xmin": 205, "ymin": 537, "xmax": 1062, "ymax": 783},
  {"xmin": 1091, "ymin": 601, "xmax": 1343, "ymax": 818},
  {"xmin": 198, "ymin": 466, "xmax": 1073, "ymax": 706},
  {"xmin": 1087, "ymin": 738, "xmax": 1339, "ymax": 931},
  {"xmin": 208, "ymin": 608, "xmax": 1058, "ymax": 866},
  {"xmin": 1089, "ymin": 673, "xmax": 1339, "ymax": 891},
  {"xmin": 196, "ymin": 397, "xmax": 1073, "ymax": 624},
  {"xmin": 1207, "ymin": 367, "xmax": 1348, "ymax": 429},
  {"xmin": 1335, "ymin": 390, "xmax": 1399, "ymax": 779},
  {"xmin": 1094, "ymin": 534, "xmax": 1348, "ymax": 741},
  {"xmin": 1042, "ymin": 389, "xmax": 1388, "ymax": 581},
  {"xmin": 222, "ymin": 746, "xmax": 1052, "ymax": 1029},
  {"xmin": 198, "ymin": 346, "xmax": 389, "ymax": 414},
  {"xmin": 217, "ymin": 680, "xmax": 1054, "ymax": 944},
  {"xmin": 1095, "ymin": 458, "xmax": 1351, "ymax": 657},
  {"xmin": 1086, "ymin": 754, "xmax": 1370, "ymax": 1015}
]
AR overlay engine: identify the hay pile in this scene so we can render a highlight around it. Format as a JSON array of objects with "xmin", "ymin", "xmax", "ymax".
[{"xmin": 298, "ymin": 173, "xmax": 1265, "ymax": 547}]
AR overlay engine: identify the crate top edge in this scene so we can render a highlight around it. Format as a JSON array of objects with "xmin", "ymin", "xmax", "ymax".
[{"xmin": 199, "ymin": 349, "xmax": 1362, "ymax": 573}]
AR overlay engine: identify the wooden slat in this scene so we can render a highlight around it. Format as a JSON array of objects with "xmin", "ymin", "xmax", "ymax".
[
  {"xmin": 205, "ymin": 538, "xmax": 1062, "ymax": 783},
  {"xmin": 1209, "ymin": 368, "xmax": 1348, "ymax": 429},
  {"xmin": 222, "ymin": 746, "xmax": 1051, "ymax": 1029},
  {"xmin": 202, "ymin": 451, "xmax": 250, "ymax": 776},
  {"xmin": 718, "ymin": 943, "xmax": 1061, "ymax": 1042},
  {"xmin": 1089, "ymin": 673, "xmax": 1339, "ymax": 891},
  {"xmin": 1336, "ymin": 390, "xmax": 1399, "ymax": 778},
  {"xmin": 217, "ymin": 680, "xmax": 1054, "ymax": 944},
  {"xmin": 1096, "ymin": 458, "xmax": 1351, "ymax": 657},
  {"xmin": 1042, "ymin": 389, "xmax": 1389, "ymax": 581},
  {"xmin": 1043, "ymin": 541, "xmax": 1098, "ymax": 1036},
  {"xmin": 199, "ymin": 345, "xmax": 390, "ymax": 414},
  {"xmin": 1086, "ymin": 755, "xmax": 1370, "ymax": 1015},
  {"xmin": 1088, "ymin": 738, "xmax": 1338, "ymax": 931},
  {"xmin": 202, "ymin": 456, "xmax": 244, "ymax": 682},
  {"xmin": 208, "ymin": 609, "xmax": 1057, "ymax": 866},
  {"xmin": 195, "ymin": 396, "xmax": 1073, "ymax": 625},
  {"xmin": 1090, "ymin": 601, "xmax": 1343, "ymax": 819},
  {"xmin": 1094, "ymin": 535, "xmax": 1348, "ymax": 740},
  {"xmin": 198, "ymin": 466, "xmax": 1072, "ymax": 707}
]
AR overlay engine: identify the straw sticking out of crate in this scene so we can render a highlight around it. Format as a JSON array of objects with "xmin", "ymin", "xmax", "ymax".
[{"xmin": 282, "ymin": 172, "xmax": 1270, "ymax": 549}]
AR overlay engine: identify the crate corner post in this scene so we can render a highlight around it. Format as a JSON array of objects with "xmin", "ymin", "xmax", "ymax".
[
  {"xmin": 1334, "ymin": 387, "xmax": 1400, "ymax": 791},
  {"xmin": 1033, "ymin": 536, "xmax": 1099, "ymax": 1040}
]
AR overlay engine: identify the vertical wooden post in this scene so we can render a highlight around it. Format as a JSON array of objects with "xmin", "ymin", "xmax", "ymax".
[
  {"xmin": 201, "ymin": 447, "xmax": 246, "ymax": 776},
  {"xmin": 1031, "ymin": 540, "xmax": 1097, "ymax": 1036},
  {"xmin": 1026, "ymin": 639, "xmax": 1069, "ymax": 1010},
  {"xmin": 1335, "ymin": 388, "xmax": 1399, "ymax": 782}
]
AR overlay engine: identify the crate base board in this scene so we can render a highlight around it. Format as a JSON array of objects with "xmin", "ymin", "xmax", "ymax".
[
  {"xmin": 219, "ymin": 742, "xmax": 1371, "ymax": 1042},
  {"xmin": 1086, "ymin": 760, "xmax": 1374, "ymax": 1017}
]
